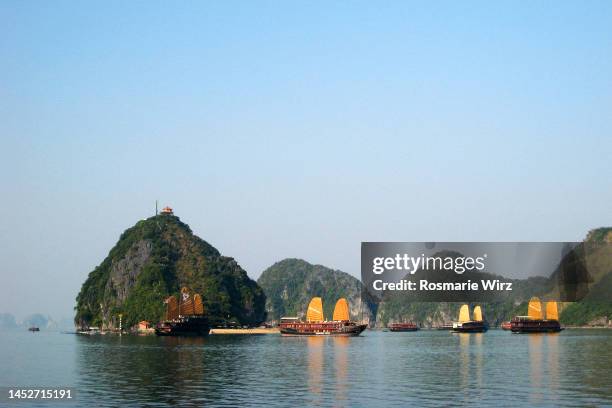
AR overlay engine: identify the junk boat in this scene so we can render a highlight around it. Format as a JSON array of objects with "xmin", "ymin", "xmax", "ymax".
[
  {"xmin": 510, "ymin": 297, "xmax": 563, "ymax": 333},
  {"xmin": 279, "ymin": 297, "xmax": 367, "ymax": 336},
  {"xmin": 452, "ymin": 305, "xmax": 488, "ymax": 333},
  {"xmin": 155, "ymin": 287, "xmax": 210, "ymax": 336},
  {"xmin": 388, "ymin": 322, "xmax": 419, "ymax": 332}
]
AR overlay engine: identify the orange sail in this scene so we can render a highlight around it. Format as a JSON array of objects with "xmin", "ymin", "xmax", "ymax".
[
  {"xmin": 332, "ymin": 298, "xmax": 350, "ymax": 321},
  {"xmin": 179, "ymin": 287, "xmax": 195, "ymax": 316},
  {"xmin": 164, "ymin": 296, "xmax": 179, "ymax": 320},
  {"xmin": 473, "ymin": 305, "xmax": 484, "ymax": 322},
  {"xmin": 163, "ymin": 287, "xmax": 206, "ymax": 322},
  {"xmin": 193, "ymin": 294, "xmax": 204, "ymax": 315},
  {"xmin": 458, "ymin": 304, "xmax": 470, "ymax": 323},
  {"xmin": 545, "ymin": 301, "xmax": 559, "ymax": 321},
  {"xmin": 307, "ymin": 297, "xmax": 324, "ymax": 322},
  {"xmin": 181, "ymin": 299, "xmax": 195, "ymax": 316},
  {"xmin": 528, "ymin": 297, "xmax": 543, "ymax": 320}
]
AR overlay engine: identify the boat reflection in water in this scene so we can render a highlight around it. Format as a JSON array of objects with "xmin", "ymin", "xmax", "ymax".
[
  {"xmin": 528, "ymin": 333, "xmax": 560, "ymax": 405},
  {"xmin": 333, "ymin": 337, "xmax": 349, "ymax": 404},
  {"xmin": 473, "ymin": 332, "xmax": 483, "ymax": 389},
  {"xmin": 459, "ymin": 333, "xmax": 470, "ymax": 389},
  {"xmin": 458, "ymin": 333, "xmax": 484, "ymax": 393},
  {"xmin": 449, "ymin": 331, "xmax": 487, "ymax": 406},
  {"xmin": 307, "ymin": 336, "xmax": 324, "ymax": 399},
  {"xmin": 305, "ymin": 334, "xmax": 351, "ymax": 405},
  {"xmin": 75, "ymin": 334, "xmax": 211, "ymax": 405}
]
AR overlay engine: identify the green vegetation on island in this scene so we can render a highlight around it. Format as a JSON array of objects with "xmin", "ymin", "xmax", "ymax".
[
  {"xmin": 75, "ymin": 214, "xmax": 266, "ymax": 329},
  {"xmin": 257, "ymin": 258, "xmax": 377, "ymax": 323},
  {"xmin": 558, "ymin": 227, "xmax": 612, "ymax": 325}
]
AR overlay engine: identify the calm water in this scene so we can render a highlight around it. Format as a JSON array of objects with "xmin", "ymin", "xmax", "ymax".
[{"xmin": 1, "ymin": 329, "xmax": 611, "ymax": 407}]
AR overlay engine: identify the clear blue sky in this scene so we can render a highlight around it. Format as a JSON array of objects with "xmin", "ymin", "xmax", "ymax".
[{"xmin": 1, "ymin": 1, "xmax": 611, "ymax": 320}]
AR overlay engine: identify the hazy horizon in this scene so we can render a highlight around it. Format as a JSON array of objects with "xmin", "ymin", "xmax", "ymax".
[{"xmin": 2, "ymin": 1, "xmax": 611, "ymax": 320}]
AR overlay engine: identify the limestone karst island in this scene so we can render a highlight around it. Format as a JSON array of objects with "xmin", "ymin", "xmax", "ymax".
[{"xmin": 75, "ymin": 206, "xmax": 267, "ymax": 335}]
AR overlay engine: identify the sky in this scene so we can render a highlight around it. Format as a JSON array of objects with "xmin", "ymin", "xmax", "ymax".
[{"xmin": 1, "ymin": 1, "xmax": 611, "ymax": 320}]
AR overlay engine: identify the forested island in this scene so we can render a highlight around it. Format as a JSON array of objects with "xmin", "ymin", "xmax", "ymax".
[{"xmin": 75, "ymin": 209, "xmax": 266, "ymax": 329}]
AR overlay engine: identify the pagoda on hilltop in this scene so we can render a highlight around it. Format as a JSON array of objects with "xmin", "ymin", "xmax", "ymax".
[{"xmin": 160, "ymin": 206, "xmax": 174, "ymax": 215}]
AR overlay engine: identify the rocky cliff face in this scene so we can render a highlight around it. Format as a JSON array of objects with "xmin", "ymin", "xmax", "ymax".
[
  {"xmin": 257, "ymin": 258, "xmax": 376, "ymax": 324},
  {"xmin": 107, "ymin": 240, "xmax": 152, "ymax": 305},
  {"xmin": 75, "ymin": 214, "xmax": 266, "ymax": 329}
]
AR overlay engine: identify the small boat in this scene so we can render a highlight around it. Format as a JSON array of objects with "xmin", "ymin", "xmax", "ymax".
[
  {"xmin": 279, "ymin": 297, "xmax": 367, "ymax": 336},
  {"xmin": 510, "ymin": 298, "xmax": 563, "ymax": 333},
  {"xmin": 452, "ymin": 305, "xmax": 488, "ymax": 333},
  {"xmin": 501, "ymin": 321, "xmax": 512, "ymax": 330},
  {"xmin": 435, "ymin": 323, "xmax": 453, "ymax": 330},
  {"xmin": 76, "ymin": 327, "xmax": 101, "ymax": 335},
  {"xmin": 28, "ymin": 326, "xmax": 40, "ymax": 332},
  {"xmin": 155, "ymin": 287, "xmax": 210, "ymax": 336},
  {"xmin": 388, "ymin": 322, "xmax": 419, "ymax": 332}
]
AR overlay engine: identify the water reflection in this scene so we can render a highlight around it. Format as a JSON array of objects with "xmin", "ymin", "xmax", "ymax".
[
  {"xmin": 55, "ymin": 330, "xmax": 612, "ymax": 407},
  {"xmin": 459, "ymin": 334, "xmax": 470, "ymax": 390},
  {"xmin": 546, "ymin": 334, "xmax": 560, "ymax": 406},
  {"xmin": 473, "ymin": 333, "xmax": 483, "ymax": 391},
  {"xmin": 457, "ymin": 333, "xmax": 484, "ymax": 401},
  {"xmin": 333, "ymin": 337, "xmax": 349, "ymax": 403},
  {"xmin": 75, "ymin": 335, "xmax": 222, "ymax": 405},
  {"xmin": 528, "ymin": 333, "xmax": 562, "ymax": 406},
  {"xmin": 528, "ymin": 334, "xmax": 544, "ymax": 402},
  {"xmin": 307, "ymin": 337, "xmax": 324, "ymax": 400}
]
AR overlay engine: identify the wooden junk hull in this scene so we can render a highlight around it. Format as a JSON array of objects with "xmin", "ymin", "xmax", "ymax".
[
  {"xmin": 452, "ymin": 321, "xmax": 488, "ymax": 333},
  {"xmin": 279, "ymin": 321, "xmax": 367, "ymax": 336},
  {"xmin": 510, "ymin": 319, "xmax": 562, "ymax": 333},
  {"xmin": 388, "ymin": 323, "xmax": 419, "ymax": 332},
  {"xmin": 155, "ymin": 316, "xmax": 210, "ymax": 336}
]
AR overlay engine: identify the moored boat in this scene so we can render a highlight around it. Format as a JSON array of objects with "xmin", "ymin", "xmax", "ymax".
[
  {"xmin": 155, "ymin": 316, "xmax": 210, "ymax": 336},
  {"xmin": 279, "ymin": 297, "xmax": 367, "ymax": 336},
  {"xmin": 155, "ymin": 287, "xmax": 210, "ymax": 336},
  {"xmin": 28, "ymin": 326, "xmax": 40, "ymax": 332},
  {"xmin": 388, "ymin": 322, "xmax": 419, "ymax": 332},
  {"xmin": 501, "ymin": 321, "xmax": 512, "ymax": 330},
  {"xmin": 452, "ymin": 305, "xmax": 488, "ymax": 333},
  {"xmin": 510, "ymin": 297, "xmax": 563, "ymax": 333}
]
